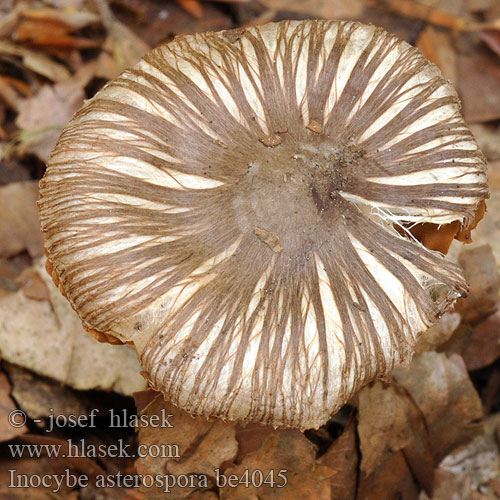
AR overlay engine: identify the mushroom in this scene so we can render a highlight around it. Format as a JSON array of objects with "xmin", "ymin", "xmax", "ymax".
[{"xmin": 38, "ymin": 20, "xmax": 488, "ymax": 430}]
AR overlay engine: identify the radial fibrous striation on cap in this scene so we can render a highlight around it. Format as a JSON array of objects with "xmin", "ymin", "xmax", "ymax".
[{"xmin": 39, "ymin": 20, "xmax": 488, "ymax": 429}]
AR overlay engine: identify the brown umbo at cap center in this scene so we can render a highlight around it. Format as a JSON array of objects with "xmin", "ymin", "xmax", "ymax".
[{"xmin": 39, "ymin": 20, "xmax": 488, "ymax": 429}]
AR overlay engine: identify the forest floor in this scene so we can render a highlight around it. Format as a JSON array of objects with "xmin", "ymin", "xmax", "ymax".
[{"xmin": 1, "ymin": 0, "xmax": 500, "ymax": 499}]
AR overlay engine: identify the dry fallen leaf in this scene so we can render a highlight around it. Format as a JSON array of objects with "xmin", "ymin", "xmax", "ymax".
[
  {"xmin": 439, "ymin": 421, "xmax": 500, "ymax": 493},
  {"xmin": 0, "ymin": 433, "xmax": 137, "ymax": 500},
  {"xmin": 419, "ymin": 468, "xmax": 470, "ymax": 500},
  {"xmin": 128, "ymin": 0, "xmax": 232, "ymax": 47},
  {"xmin": 0, "ymin": 258, "xmax": 147, "ymax": 395},
  {"xmin": 168, "ymin": 422, "xmax": 238, "ymax": 477},
  {"xmin": 0, "ymin": 370, "xmax": 27, "ymax": 442},
  {"xmin": 306, "ymin": 120, "xmax": 322, "ymax": 134},
  {"xmin": 357, "ymin": 382, "xmax": 434, "ymax": 495},
  {"xmin": 0, "ymin": 75, "xmax": 23, "ymax": 112},
  {"xmin": 257, "ymin": 0, "xmax": 365, "ymax": 20},
  {"xmin": 176, "ymin": 0, "xmax": 204, "ymax": 19},
  {"xmin": 318, "ymin": 419, "xmax": 358, "ymax": 500},
  {"xmin": 456, "ymin": 308, "xmax": 500, "ymax": 371},
  {"xmin": 234, "ymin": 422, "xmax": 274, "ymax": 464},
  {"xmin": 422, "ymin": 414, "xmax": 500, "ymax": 499},
  {"xmin": 356, "ymin": 449, "xmax": 419, "ymax": 500},
  {"xmin": 94, "ymin": 0, "xmax": 150, "ymax": 78},
  {"xmin": 221, "ymin": 430, "xmax": 334, "ymax": 500},
  {"xmin": 17, "ymin": 5, "xmax": 99, "ymax": 30},
  {"xmin": 188, "ymin": 492, "xmax": 219, "ymax": 500},
  {"xmin": 0, "ymin": 255, "xmax": 31, "ymax": 297},
  {"xmin": 0, "ymin": 456, "xmax": 79, "ymax": 499},
  {"xmin": 459, "ymin": 48, "xmax": 500, "ymax": 123},
  {"xmin": 95, "ymin": 21, "xmax": 150, "ymax": 79},
  {"xmin": 17, "ymin": 267, "xmax": 51, "ymax": 301},
  {"xmin": 0, "ymin": 2, "xmax": 499, "ymax": 498},
  {"xmin": 356, "ymin": 351, "xmax": 483, "ymax": 497},
  {"xmin": 0, "ymin": 181, "xmax": 44, "ymax": 259},
  {"xmin": 453, "ymin": 245, "xmax": 500, "ymax": 322},
  {"xmin": 415, "ymin": 312, "xmax": 461, "ymax": 354},
  {"xmin": 5, "ymin": 362, "xmax": 91, "ymax": 422},
  {"xmin": 465, "ymin": 0, "xmax": 495, "ymax": 14},
  {"xmin": 13, "ymin": 5, "xmax": 100, "ymax": 50},
  {"xmin": 254, "ymin": 227, "xmax": 283, "ymax": 253},
  {"xmin": 358, "ymin": 382, "xmax": 432, "ymax": 474},
  {"xmin": 0, "ymin": 40, "xmax": 71, "ymax": 82},
  {"xmin": 458, "ymin": 189, "xmax": 500, "ymax": 266},
  {"xmin": 417, "ymin": 25, "xmax": 457, "ymax": 84},
  {"xmin": 480, "ymin": 29, "xmax": 500, "ymax": 57},
  {"xmin": 393, "ymin": 352, "xmax": 483, "ymax": 463},
  {"xmin": 135, "ymin": 391, "xmax": 237, "ymax": 499},
  {"xmin": 0, "ymin": 4, "xmax": 18, "ymax": 39},
  {"xmin": 14, "ymin": 72, "xmax": 88, "ymax": 162},
  {"xmin": 379, "ymin": 0, "xmax": 472, "ymax": 30},
  {"xmin": 470, "ymin": 124, "xmax": 500, "ymax": 161}
]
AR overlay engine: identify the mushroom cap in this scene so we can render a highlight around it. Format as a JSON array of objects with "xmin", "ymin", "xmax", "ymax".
[{"xmin": 39, "ymin": 20, "xmax": 488, "ymax": 429}]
